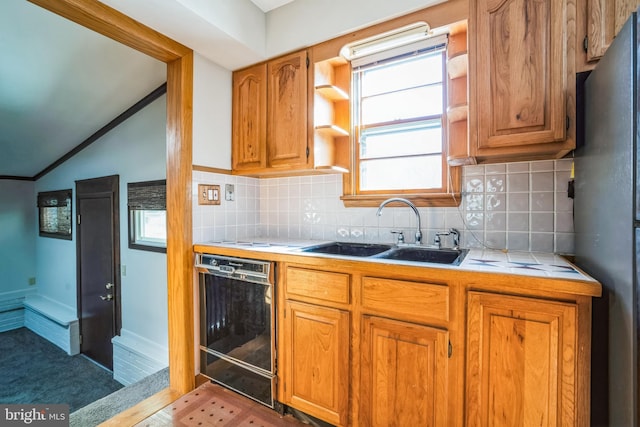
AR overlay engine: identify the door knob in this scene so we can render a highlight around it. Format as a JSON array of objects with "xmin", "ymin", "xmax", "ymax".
[
  {"xmin": 100, "ymin": 294, "xmax": 113, "ymax": 301},
  {"xmin": 105, "ymin": 283, "xmax": 114, "ymax": 289}
]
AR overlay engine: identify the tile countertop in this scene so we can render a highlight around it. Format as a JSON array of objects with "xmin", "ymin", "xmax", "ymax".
[{"xmin": 195, "ymin": 239, "xmax": 597, "ymax": 283}]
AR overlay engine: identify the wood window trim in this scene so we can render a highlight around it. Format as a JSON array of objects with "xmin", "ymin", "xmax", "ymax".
[
  {"xmin": 308, "ymin": 4, "xmax": 468, "ymax": 208},
  {"xmin": 340, "ymin": 164, "xmax": 462, "ymax": 208}
]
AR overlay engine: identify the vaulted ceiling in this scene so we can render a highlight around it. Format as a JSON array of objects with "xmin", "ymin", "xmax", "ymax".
[
  {"xmin": 0, "ymin": 1, "xmax": 167, "ymax": 179},
  {"xmin": 0, "ymin": 0, "xmax": 295, "ymax": 179}
]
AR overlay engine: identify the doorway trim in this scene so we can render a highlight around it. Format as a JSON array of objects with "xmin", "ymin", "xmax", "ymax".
[{"xmin": 28, "ymin": 0, "xmax": 195, "ymax": 398}]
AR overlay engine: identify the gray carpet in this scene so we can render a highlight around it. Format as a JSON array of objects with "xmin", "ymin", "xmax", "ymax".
[
  {"xmin": 70, "ymin": 367, "xmax": 169, "ymax": 427},
  {"xmin": 0, "ymin": 328, "xmax": 123, "ymax": 411}
]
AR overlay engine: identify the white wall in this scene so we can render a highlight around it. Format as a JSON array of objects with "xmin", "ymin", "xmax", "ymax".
[
  {"xmin": 0, "ymin": 180, "xmax": 36, "ymax": 295},
  {"xmin": 34, "ymin": 95, "xmax": 168, "ymax": 347},
  {"xmin": 265, "ymin": 0, "xmax": 447, "ymax": 56},
  {"xmin": 193, "ymin": 53, "xmax": 232, "ymax": 170}
]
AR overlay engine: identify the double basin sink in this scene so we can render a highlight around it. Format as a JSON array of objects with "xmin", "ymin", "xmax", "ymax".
[{"xmin": 300, "ymin": 241, "xmax": 468, "ymax": 266}]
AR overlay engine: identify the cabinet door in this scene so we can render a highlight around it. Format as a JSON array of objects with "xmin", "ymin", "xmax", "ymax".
[
  {"xmin": 466, "ymin": 292, "xmax": 577, "ymax": 427},
  {"xmin": 472, "ymin": 0, "xmax": 568, "ymax": 152},
  {"xmin": 360, "ymin": 315, "xmax": 449, "ymax": 427},
  {"xmin": 232, "ymin": 63, "xmax": 267, "ymax": 170},
  {"xmin": 587, "ymin": 0, "xmax": 640, "ymax": 61},
  {"xmin": 267, "ymin": 50, "xmax": 309, "ymax": 169},
  {"xmin": 282, "ymin": 301, "xmax": 349, "ymax": 426}
]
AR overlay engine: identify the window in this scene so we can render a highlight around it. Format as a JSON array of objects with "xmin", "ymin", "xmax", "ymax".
[
  {"xmin": 37, "ymin": 190, "xmax": 72, "ymax": 240},
  {"xmin": 342, "ymin": 26, "xmax": 461, "ymax": 206},
  {"xmin": 127, "ymin": 180, "xmax": 166, "ymax": 253}
]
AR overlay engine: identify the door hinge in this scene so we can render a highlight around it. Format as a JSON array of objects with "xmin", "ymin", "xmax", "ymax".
[
  {"xmin": 583, "ymin": 36, "xmax": 588, "ymax": 53},
  {"xmin": 77, "ymin": 214, "xmax": 81, "ymax": 225},
  {"xmin": 306, "ymin": 146, "xmax": 310, "ymax": 159},
  {"xmin": 448, "ymin": 340, "xmax": 452, "ymax": 358},
  {"xmin": 79, "ymin": 335, "xmax": 83, "ymax": 345},
  {"xmin": 306, "ymin": 56, "xmax": 309, "ymax": 68},
  {"xmin": 566, "ymin": 115, "xmax": 570, "ymax": 130}
]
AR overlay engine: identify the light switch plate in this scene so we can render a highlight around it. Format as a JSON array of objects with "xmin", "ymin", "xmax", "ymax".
[
  {"xmin": 225, "ymin": 184, "xmax": 235, "ymax": 201},
  {"xmin": 198, "ymin": 184, "xmax": 221, "ymax": 205}
]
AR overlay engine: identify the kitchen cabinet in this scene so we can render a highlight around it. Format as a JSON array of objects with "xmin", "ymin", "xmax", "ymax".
[
  {"xmin": 360, "ymin": 316, "xmax": 448, "ymax": 426},
  {"xmin": 232, "ymin": 63, "xmax": 267, "ymax": 171},
  {"xmin": 231, "ymin": 50, "xmax": 310, "ymax": 175},
  {"xmin": 585, "ymin": 0, "xmax": 640, "ymax": 62},
  {"xmin": 359, "ymin": 276, "xmax": 451, "ymax": 426},
  {"xmin": 466, "ymin": 291, "xmax": 579, "ymax": 426},
  {"xmin": 280, "ymin": 265, "xmax": 350, "ymax": 426},
  {"xmin": 195, "ymin": 243, "xmax": 599, "ymax": 427},
  {"xmin": 312, "ymin": 56, "xmax": 350, "ymax": 172},
  {"xmin": 469, "ymin": 0, "xmax": 576, "ymax": 162}
]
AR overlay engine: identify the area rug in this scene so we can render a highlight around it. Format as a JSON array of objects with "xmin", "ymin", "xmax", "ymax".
[{"xmin": 0, "ymin": 328, "xmax": 123, "ymax": 411}]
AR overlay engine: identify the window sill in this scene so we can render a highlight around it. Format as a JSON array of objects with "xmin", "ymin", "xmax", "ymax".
[{"xmin": 340, "ymin": 193, "xmax": 462, "ymax": 208}]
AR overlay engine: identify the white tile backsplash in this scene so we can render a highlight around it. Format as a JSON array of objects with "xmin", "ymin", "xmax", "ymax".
[{"xmin": 192, "ymin": 159, "xmax": 576, "ymax": 254}]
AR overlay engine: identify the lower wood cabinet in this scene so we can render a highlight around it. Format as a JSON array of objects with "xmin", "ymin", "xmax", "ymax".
[
  {"xmin": 281, "ymin": 300, "xmax": 350, "ymax": 426},
  {"xmin": 466, "ymin": 291, "xmax": 578, "ymax": 426},
  {"xmin": 271, "ymin": 260, "xmax": 596, "ymax": 427},
  {"xmin": 360, "ymin": 315, "xmax": 449, "ymax": 427}
]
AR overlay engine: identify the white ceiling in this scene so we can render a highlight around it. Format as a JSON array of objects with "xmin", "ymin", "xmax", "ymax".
[
  {"xmin": 0, "ymin": 1, "xmax": 166, "ymax": 178},
  {"xmin": 250, "ymin": 0, "xmax": 295, "ymax": 12}
]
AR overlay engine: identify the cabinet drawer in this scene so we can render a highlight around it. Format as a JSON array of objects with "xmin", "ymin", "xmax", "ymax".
[
  {"xmin": 286, "ymin": 266, "xmax": 350, "ymax": 305},
  {"xmin": 362, "ymin": 277, "xmax": 449, "ymax": 324}
]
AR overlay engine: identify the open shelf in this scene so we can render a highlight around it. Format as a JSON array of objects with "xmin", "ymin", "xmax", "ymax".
[
  {"xmin": 315, "ymin": 124, "xmax": 349, "ymax": 137},
  {"xmin": 315, "ymin": 84, "xmax": 349, "ymax": 101}
]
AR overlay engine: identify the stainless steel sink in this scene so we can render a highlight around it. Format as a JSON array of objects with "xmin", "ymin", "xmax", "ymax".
[
  {"xmin": 373, "ymin": 246, "xmax": 469, "ymax": 265},
  {"xmin": 300, "ymin": 242, "xmax": 393, "ymax": 257}
]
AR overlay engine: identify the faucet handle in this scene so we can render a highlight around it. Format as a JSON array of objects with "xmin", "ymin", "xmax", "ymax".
[
  {"xmin": 449, "ymin": 228, "xmax": 460, "ymax": 248},
  {"xmin": 390, "ymin": 230, "xmax": 405, "ymax": 244}
]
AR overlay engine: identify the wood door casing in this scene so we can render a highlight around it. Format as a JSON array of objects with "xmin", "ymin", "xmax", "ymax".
[
  {"xmin": 76, "ymin": 175, "xmax": 120, "ymax": 370},
  {"xmin": 466, "ymin": 291, "xmax": 578, "ymax": 427},
  {"xmin": 360, "ymin": 315, "xmax": 449, "ymax": 427},
  {"xmin": 282, "ymin": 300, "xmax": 349, "ymax": 426}
]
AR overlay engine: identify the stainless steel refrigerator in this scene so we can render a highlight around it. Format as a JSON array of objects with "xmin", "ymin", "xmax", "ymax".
[{"xmin": 574, "ymin": 10, "xmax": 639, "ymax": 427}]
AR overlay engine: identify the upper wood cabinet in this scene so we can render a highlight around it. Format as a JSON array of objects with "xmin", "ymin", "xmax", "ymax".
[
  {"xmin": 232, "ymin": 63, "xmax": 267, "ymax": 171},
  {"xmin": 232, "ymin": 50, "xmax": 310, "ymax": 175},
  {"xmin": 586, "ymin": 0, "xmax": 640, "ymax": 62},
  {"xmin": 466, "ymin": 291, "xmax": 579, "ymax": 426},
  {"xmin": 267, "ymin": 50, "xmax": 309, "ymax": 170},
  {"xmin": 469, "ymin": 0, "xmax": 576, "ymax": 162}
]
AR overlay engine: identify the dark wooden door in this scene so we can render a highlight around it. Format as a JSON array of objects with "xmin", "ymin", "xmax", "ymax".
[{"xmin": 76, "ymin": 176, "xmax": 120, "ymax": 370}]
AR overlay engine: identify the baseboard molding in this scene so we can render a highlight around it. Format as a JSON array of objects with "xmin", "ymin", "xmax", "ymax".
[
  {"xmin": 112, "ymin": 329, "xmax": 168, "ymax": 386},
  {"xmin": 0, "ymin": 289, "xmax": 36, "ymax": 333}
]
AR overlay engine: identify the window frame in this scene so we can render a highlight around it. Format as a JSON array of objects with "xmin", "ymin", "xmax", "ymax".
[
  {"xmin": 337, "ymin": 23, "xmax": 463, "ymax": 208},
  {"xmin": 37, "ymin": 189, "xmax": 73, "ymax": 240},
  {"xmin": 127, "ymin": 179, "xmax": 167, "ymax": 253},
  {"xmin": 353, "ymin": 45, "xmax": 448, "ymax": 195}
]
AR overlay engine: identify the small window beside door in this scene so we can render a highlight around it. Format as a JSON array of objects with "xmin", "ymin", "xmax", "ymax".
[
  {"xmin": 37, "ymin": 189, "xmax": 72, "ymax": 240},
  {"xmin": 127, "ymin": 180, "xmax": 166, "ymax": 253}
]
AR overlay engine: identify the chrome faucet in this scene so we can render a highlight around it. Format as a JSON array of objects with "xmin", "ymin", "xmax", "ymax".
[
  {"xmin": 376, "ymin": 198, "xmax": 422, "ymax": 245},
  {"xmin": 435, "ymin": 228, "xmax": 460, "ymax": 249}
]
